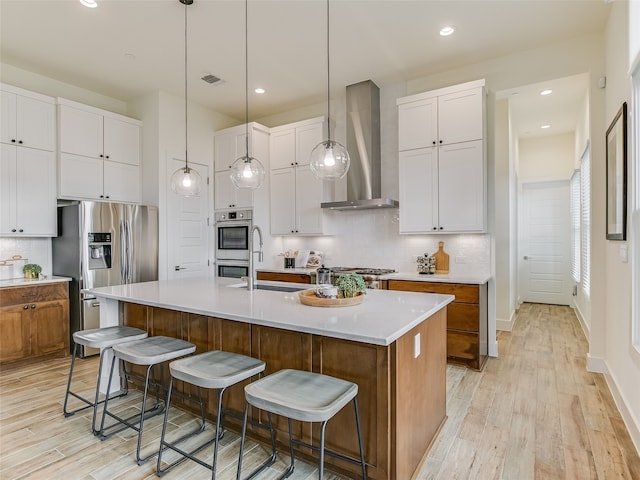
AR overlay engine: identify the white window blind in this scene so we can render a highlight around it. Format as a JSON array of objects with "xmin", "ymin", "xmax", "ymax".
[
  {"xmin": 570, "ymin": 170, "xmax": 581, "ymax": 283},
  {"xmin": 580, "ymin": 145, "xmax": 591, "ymax": 296}
]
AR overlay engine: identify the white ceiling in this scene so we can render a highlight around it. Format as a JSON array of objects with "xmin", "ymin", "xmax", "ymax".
[{"xmin": 1, "ymin": 0, "xmax": 609, "ymax": 135}]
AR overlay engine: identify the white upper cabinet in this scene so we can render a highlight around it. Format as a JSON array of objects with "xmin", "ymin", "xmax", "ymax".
[
  {"xmin": 397, "ymin": 79, "xmax": 486, "ymax": 234},
  {"xmin": 0, "ymin": 84, "xmax": 56, "ymax": 237},
  {"xmin": 269, "ymin": 117, "xmax": 328, "ymax": 236},
  {"xmin": 1, "ymin": 86, "xmax": 55, "ymax": 152},
  {"xmin": 213, "ymin": 122, "xmax": 269, "ymax": 210},
  {"xmin": 57, "ymin": 98, "xmax": 142, "ymax": 203},
  {"xmin": 397, "ymin": 79, "xmax": 484, "ymax": 151}
]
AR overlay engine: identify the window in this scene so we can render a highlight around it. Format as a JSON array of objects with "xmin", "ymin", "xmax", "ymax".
[
  {"xmin": 580, "ymin": 145, "xmax": 591, "ymax": 297},
  {"xmin": 570, "ymin": 170, "xmax": 581, "ymax": 283},
  {"xmin": 632, "ymin": 63, "xmax": 640, "ymax": 353}
]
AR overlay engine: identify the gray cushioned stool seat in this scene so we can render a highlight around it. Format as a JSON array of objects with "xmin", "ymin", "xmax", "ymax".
[
  {"xmin": 244, "ymin": 369, "xmax": 358, "ymax": 422},
  {"xmin": 112, "ymin": 336, "xmax": 196, "ymax": 365},
  {"xmin": 63, "ymin": 326, "xmax": 148, "ymax": 433},
  {"xmin": 73, "ymin": 326, "xmax": 148, "ymax": 349},
  {"xmin": 169, "ymin": 350, "xmax": 266, "ymax": 389}
]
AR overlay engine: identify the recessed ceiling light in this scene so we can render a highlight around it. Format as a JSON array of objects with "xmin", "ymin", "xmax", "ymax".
[
  {"xmin": 439, "ymin": 26, "xmax": 455, "ymax": 37},
  {"xmin": 540, "ymin": 89, "xmax": 553, "ymax": 96},
  {"xmin": 541, "ymin": 124, "xmax": 551, "ymax": 129},
  {"xmin": 80, "ymin": 0, "xmax": 98, "ymax": 8},
  {"xmin": 254, "ymin": 88, "xmax": 266, "ymax": 94}
]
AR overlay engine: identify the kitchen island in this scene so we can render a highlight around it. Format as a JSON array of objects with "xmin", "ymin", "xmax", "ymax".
[{"xmin": 86, "ymin": 277, "xmax": 454, "ymax": 480}]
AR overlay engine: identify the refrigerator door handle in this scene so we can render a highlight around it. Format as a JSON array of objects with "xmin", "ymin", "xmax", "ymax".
[{"xmin": 120, "ymin": 219, "xmax": 129, "ymax": 284}]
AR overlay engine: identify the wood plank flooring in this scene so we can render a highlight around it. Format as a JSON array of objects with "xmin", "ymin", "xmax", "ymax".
[{"xmin": 1, "ymin": 303, "xmax": 639, "ymax": 479}]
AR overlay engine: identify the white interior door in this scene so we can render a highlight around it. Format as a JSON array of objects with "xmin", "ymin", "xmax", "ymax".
[
  {"xmin": 167, "ymin": 157, "xmax": 210, "ymax": 279},
  {"xmin": 518, "ymin": 181, "xmax": 571, "ymax": 305}
]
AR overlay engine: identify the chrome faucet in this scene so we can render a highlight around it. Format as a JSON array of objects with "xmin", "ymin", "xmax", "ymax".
[{"xmin": 244, "ymin": 224, "xmax": 263, "ymax": 291}]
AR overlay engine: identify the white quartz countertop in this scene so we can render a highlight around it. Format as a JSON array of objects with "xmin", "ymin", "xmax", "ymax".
[
  {"xmin": 382, "ymin": 272, "xmax": 491, "ymax": 285},
  {"xmin": 0, "ymin": 276, "xmax": 72, "ymax": 288},
  {"xmin": 85, "ymin": 277, "xmax": 454, "ymax": 346}
]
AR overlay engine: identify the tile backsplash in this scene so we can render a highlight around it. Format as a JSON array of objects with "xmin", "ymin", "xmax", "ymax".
[
  {"xmin": 0, "ymin": 238, "xmax": 52, "ymax": 278},
  {"xmin": 277, "ymin": 209, "xmax": 491, "ymax": 275}
]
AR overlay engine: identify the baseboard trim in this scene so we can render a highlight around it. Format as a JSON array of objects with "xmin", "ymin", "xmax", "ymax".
[
  {"xmin": 496, "ymin": 309, "xmax": 516, "ymax": 332},
  {"xmin": 572, "ymin": 301, "xmax": 590, "ymax": 340},
  {"xmin": 604, "ymin": 366, "xmax": 640, "ymax": 457},
  {"xmin": 489, "ymin": 341, "xmax": 498, "ymax": 357},
  {"xmin": 586, "ymin": 353, "xmax": 608, "ymax": 374}
]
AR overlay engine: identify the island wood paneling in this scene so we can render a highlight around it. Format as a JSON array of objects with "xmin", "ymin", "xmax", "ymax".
[{"xmin": 120, "ymin": 301, "xmax": 448, "ymax": 479}]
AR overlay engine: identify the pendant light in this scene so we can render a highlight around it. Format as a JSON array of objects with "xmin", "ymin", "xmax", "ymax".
[
  {"xmin": 309, "ymin": 0, "xmax": 350, "ymax": 180},
  {"xmin": 170, "ymin": 0, "xmax": 203, "ymax": 197},
  {"xmin": 230, "ymin": 0, "xmax": 265, "ymax": 190}
]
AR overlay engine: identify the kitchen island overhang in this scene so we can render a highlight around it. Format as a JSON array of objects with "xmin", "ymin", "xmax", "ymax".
[{"xmin": 85, "ymin": 277, "xmax": 454, "ymax": 480}]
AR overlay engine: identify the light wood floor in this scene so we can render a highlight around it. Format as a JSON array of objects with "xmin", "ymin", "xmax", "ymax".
[{"xmin": 1, "ymin": 303, "xmax": 639, "ymax": 479}]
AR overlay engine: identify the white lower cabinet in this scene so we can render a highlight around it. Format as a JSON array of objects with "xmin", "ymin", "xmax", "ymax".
[
  {"xmin": 399, "ymin": 140, "xmax": 485, "ymax": 233},
  {"xmin": 59, "ymin": 153, "xmax": 140, "ymax": 203},
  {"xmin": 0, "ymin": 144, "xmax": 56, "ymax": 236},
  {"xmin": 270, "ymin": 164, "xmax": 324, "ymax": 235}
]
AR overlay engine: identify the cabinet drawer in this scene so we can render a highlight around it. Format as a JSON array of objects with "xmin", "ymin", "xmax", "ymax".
[
  {"xmin": 256, "ymin": 272, "xmax": 311, "ymax": 284},
  {"xmin": 447, "ymin": 330, "xmax": 479, "ymax": 361},
  {"xmin": 0, "ymin": 283, "xmax": 69, "ymax": 307},
  {"xmin": 448, "ymin": 303, "xmax": 479, "ymax": 332},
  {"xmin": 387, "ymin": 280, "xmax": 479, "ymax": 304}
]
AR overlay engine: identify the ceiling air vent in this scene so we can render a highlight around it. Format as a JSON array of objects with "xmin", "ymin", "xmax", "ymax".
[{"xmin": 201, "ymin": 74, "xmax": 223, "ymax": 85}]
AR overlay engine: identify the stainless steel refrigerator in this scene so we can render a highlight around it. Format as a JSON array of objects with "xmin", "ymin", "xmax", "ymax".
[{"xmin": 52, "ymin": 201, "xmax": 158, "ymax": 356}]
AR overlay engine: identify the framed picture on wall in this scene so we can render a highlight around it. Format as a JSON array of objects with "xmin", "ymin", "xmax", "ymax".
[{"xmin": 606, "ymin": 102, "xmax": 627, "ymax": 241}]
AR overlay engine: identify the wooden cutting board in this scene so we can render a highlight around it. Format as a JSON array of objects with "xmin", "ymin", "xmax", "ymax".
[{"xmin": 434, "ymin": 241, "xmax": 449, "ymax": 274}]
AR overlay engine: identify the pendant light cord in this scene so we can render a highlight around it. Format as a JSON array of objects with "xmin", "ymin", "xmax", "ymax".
[
  {"xmin": 244, "ymin": 0, "xmax": 250, "ymax": 159},
  {"xmin": 326, "ymin": 0, "xmax": 331, "ymax": 144},
  {"xmin": 184, "ymin": 1, "xmax": 189, "ymax": 170}
]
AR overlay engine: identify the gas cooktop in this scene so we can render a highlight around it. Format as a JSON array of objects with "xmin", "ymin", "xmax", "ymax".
[{"xmin": 329, "ymin": 267, "xmax": 396, "ymax": 276}]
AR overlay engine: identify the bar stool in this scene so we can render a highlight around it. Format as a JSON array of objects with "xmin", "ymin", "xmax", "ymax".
[
  {"xmin": 98, "ymin": 335, "xmax": 196, "ymax": 465},
  {"xmin": 63, "ymin": 326, "xmax": 148, "ymax": 434},
  {"xmin": 156, "ymin": 350, "xmax": 266, "ymax": 478},
  {"xmin": 236, "ymin": 369, "xmax": 367, "ymax": 480}
]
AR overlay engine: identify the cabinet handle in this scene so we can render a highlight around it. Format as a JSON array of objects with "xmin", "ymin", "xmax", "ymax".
[
  {"xmin": 31, "ymin": 304, "xmax": 36, "ymax": 309},
  {"xmin": 22, "ymin": 293, "xmax": 36, "ymax": 297},
  {"xmin": 23, "ymin": 305, "xmax": 29, "ymax": 310}
]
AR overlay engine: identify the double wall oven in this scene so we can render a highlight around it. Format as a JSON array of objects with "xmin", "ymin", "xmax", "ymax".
[{"xmin": 215, "ymin": 209, "xmax": 252, "ymax": 279}]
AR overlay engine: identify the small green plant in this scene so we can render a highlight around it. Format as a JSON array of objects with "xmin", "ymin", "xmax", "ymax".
[
  {"xmin": 23, "ymin": 263, "xmax": 42, "ymax": 278},
  {"xmin": 335, "ymin": 273, "xmax": 367, "ymax": 298}
]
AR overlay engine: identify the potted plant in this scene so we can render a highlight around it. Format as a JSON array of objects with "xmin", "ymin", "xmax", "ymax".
[
  {"xmin": 23, "ymin": 263, "xmax": 42, "ymax": 279},
  {"xmin": 335, "ymin": 273, "xmax": 367, "ymax": 298}
]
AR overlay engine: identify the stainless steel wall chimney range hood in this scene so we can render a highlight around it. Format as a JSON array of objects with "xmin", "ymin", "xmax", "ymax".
[{"xmin": 321, "ymin": 80, "xmax": 399, "ymax": 210}]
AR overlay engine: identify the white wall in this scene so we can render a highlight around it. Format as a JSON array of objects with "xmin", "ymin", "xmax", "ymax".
[
  {"xmin": 518, "ymin": 133, "xmax": 575, "ymax": 182},
  {"xmin": 602, "ymin": 0, "xmax": 640, "ymax": 454}
]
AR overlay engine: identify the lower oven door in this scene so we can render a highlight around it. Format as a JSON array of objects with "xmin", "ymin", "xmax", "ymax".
[{"xmin": 216, "ymin": 260, "xmax": 249, "ymax": 279}]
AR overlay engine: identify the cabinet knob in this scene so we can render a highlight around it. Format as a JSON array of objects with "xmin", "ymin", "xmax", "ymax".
[
  {"xmin": 11, "ymin": 229, "xmax": 16, "ymax": 232},
  {"xmin": 432, "ymin": 227, "xmax": 437, "ymax": 231},
  {"xmin": 100, "ymin": 154, "xmax": 104, "ymax": 158},
  {"xmin": 11, "ymin": 139, "xmax": 16, "ymax": 143},
  {"xmin": 291, "ymin": 162, "xmax": 294, "ymax": 166},
  {"xmin": 18, "ymin": 229, "xmax": 24, "ymax": 233},
  {"xmin": 31, "ymin": 304, "xmax": 36, "ymax": 309},
  {"xmin": 23, "ymin": 305, "xmax": 29, "ymax": 310},
  {"xmin": 105, "ymin": 155, "xmax": 110, "ymax": 159},
  {"xmin": 291, "ymin": 230, "xmax": 294, "ymax": 233},
  {"xmin": 100, "ymin": 195, "xmax": 104, "ymax": 198},
  {"xmin": 105, "ymin": 196, "xmax": 110, "ymax": 199},
  {"xmin": 439, "ymin": 226, "xmax": 444, "ymax": 230},
  {"xmin": 18, "ymin": 140, "xmax": 23, "ymax": 144},
  {"xmin": 432, "ymin": 141, "xmax": 436, "ymax": 145},
  {"xmin": 439, "ymin": 140, "xmax": 443, "ymax": 144}
]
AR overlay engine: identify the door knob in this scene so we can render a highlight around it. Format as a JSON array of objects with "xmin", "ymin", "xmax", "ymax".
[
  {"xmin": 524, "ymin": 256, "xmax": 530, "ymax": 260},
  {"xmin": 175, "ymin": 266, "xmax": 186, "ymax": 271}
]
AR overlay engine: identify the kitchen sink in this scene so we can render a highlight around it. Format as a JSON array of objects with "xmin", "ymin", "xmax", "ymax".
[{"xmin": 228, "ymin": 282, "xmax": 307, "ymax": 292}]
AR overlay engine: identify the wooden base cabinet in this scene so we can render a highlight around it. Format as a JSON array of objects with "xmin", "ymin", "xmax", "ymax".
[
  {"xmin": 388, "ymin": 280, "xmax": 488, "ymax": 371},
  {"xmin": 256, "ymin": 271, "xmax": 311, "ymax": 284},
  {"xmin": 0, "ymin": 283, "xmax": 69, "ymax": 364},
  {"xmin": 122, "ymin": 302, "xmax": 447, "ymax": 479}
]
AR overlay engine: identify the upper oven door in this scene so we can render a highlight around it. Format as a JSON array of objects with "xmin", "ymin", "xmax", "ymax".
[{"xmin": 216, "ymin": 222, "xmax": 250, "ymax": 260}]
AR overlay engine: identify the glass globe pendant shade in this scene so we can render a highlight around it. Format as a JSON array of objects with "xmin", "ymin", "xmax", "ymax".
[
  {"xmin": 309, "ymin": 139, "xmax": 350, "ymax": 180},
  {"xmin": 170, "ymin": 165, "xmax": 202, "ymax": 196},
  {"xmin": 230, "ymin": 155, "xmax": 265, "ymax": 189}
]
